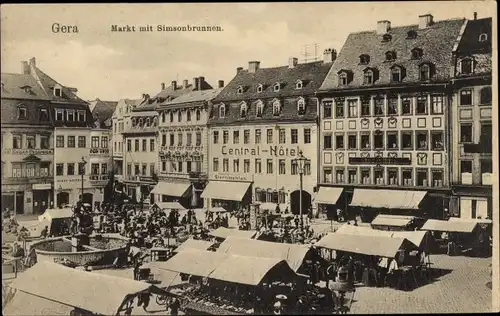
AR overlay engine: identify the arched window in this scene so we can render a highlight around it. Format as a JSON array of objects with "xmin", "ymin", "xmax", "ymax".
[
  {"xmin": 295, "ymin": 80, "xmax": 303, "ymax": 89},
  {"xmin": 177, "ymin": 111, "xmax": 182, "ymax": 122},
  {"xmin": 145, "ymin": 118, "xmax": 150, "ymax": 127},
  {"xmin": 363, "ymin": 69, "xmax": 374, "ymax": 85},
  {"xmin": 256, "ymin": 101, "xmax": 264, "ymax": 117},
  {"xmin": 273, "ymin": 83, "xmax": 281, "ymax": 92},
  {"xmin": 237, "ymin": 86, "xmax": 244, "ymax": 94},
  {"xmin": 479, "ymin": 33, "xmax": 488, "ymax": 42},
  {"xmin": 187, "ymin": 110, "xmax": 191, "ymax": 121},
  {"xmin": 411, "ymin": 48, "xmax": 423, "ymax": 59},
  {"xmin": 256, "ymin": 84, "xmax": 263, "ymax": 93},
  {"xmin": 132, "ymin": 118, "xmax": 137, "ymax": 127},
  {"xmin": 338, "ymin": 71, "xmax": 349, "ymax": 86},
  {"xmin": 196, "ymin": 109, "xmax": 201, "ymax": 121},
  {"xmin": 161, "ymin": 111, "xmax": 166, "ymax": 123},
  {"xmin": 219, "ymin": 104, "xmax": 226, "ymax": 118},
  {"xmin": 419, "ymin": 64, "xmax": 431, "ymax": 81},
  {"xmin": 297, "ymin": 97, "xmax": 306, "ymax": 115},
  {"xmin": 138, "ymin": 118, "xmax": 143, "ymax": 127},
  {"xmin": 359, "ymin": 54, "xmax": 370, "ymax": 65},
  {"xmin": 385, "ymin": 51, "xmax": 396, "ymax": 61},
  {"xmin": 272, "ymin": 100, "xmax": 281, "ymax": 116},
  {"xmin": 240, "ymin": 102, "xmax": 248, "ymax": 118},
  {"xmin": 169, "ymin": 112, "xmax": 174, "ymax": 122}
]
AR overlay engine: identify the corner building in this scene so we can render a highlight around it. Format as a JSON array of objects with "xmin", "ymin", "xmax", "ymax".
[
  {"xmin": 316, "ymin": 15, "xmax": 465, "ymax": 221},
  {"xmin": 205, "ymin": 54, "xmax": 334, "ymax": 214}
]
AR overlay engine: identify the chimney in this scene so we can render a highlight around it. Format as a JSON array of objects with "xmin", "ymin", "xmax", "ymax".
[
  {"xmin": 161, "ymin": 82, "xmax": 165, "ymax": 90},
  {"xmin": 21, "ymin": 61, "xmax": 30, "ymax": 75},
  {"xmin": 193, "ymin": 77, "xmax": 199, "ymax": 90},
  {"xmin": 198, "ymin": 77, "xmax": 205, "ymax": 90},
  {"xmin": 183, "ymin": 79, "xmax": 188, "ymax": 88},
  {"xmin": 236, "ymin": 67, "xmax": 243, "ymax": 74},
  {"xmin": 323, "ymin": 49, "xmax": 337, "ymax": 63},
  {"xmin": 248, "ymin": 61, "xmax": 260, "ymax": 73},
  {"xmin": 218, "ymin": 80, "xmax": 224, "ymax": 88},
  {"xmin": 29, "ymin": 57, "xmax": 36, "ymax": 67},
  {"xmin": 418, "ymin": 14, "xmax": 434, "ymax": 29},
  {"xmin": 376, "ymin": 20, "xmax": 391, "ymax": 35},
  {"xmin": 473, "ymin": 12, "xmax": 477, "ymax": 20},
  {"xmin": 288, "ymin": 57, "xmax": 298, "ymax": 69},
  {"xmin": 171, "ymin": 81, "xmax": 177, "ymax": 90}
]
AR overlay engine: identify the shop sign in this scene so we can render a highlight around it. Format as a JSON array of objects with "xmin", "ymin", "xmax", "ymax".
[
  {"xmin": 348, "ymin": 157, "xmax": 412, "ymax": 165},
  {"xmin": 221, "ymin": 145, "xmax": 301, "ymax": 157},
  {"xmin": 32, "ymin": 183, "xmax": 51, "ymax": 190},
  {"xmin": 213, "ymin": 174, "xmax": 252, "ymax": 182}
]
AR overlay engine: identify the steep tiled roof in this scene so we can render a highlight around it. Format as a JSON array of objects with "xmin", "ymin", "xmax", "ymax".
[
  {"xmin": 142, "ymin": 80, "xmax": 214, "ymax": 107},
  {"xmin": 319, "ymin": 18, "xmax": 466, "ymax": 91},
  {"xmin": 213, "ymin": 61, "xmax": 332, "ymax": 103},
  {"xmin": 456, "ymin": 18, "xmax": 492, "ymax": 54},
  {"xmin": 157, "ymin": 88, "xmax": 223, "ymax": 109},
  {"xmin": 31, "ymin": 65, "xmax": 87, "ymax": 104},
  {"xmin": 1, "ymin": 73, "xmax": 50, "ymax": 100},
  {"xmin": 90, "ymin": 99, "xmax": 118, "ymax": 126},
  {"xmin": 1, "ymin": 98, "xmax": 52, "ymax": 125}
]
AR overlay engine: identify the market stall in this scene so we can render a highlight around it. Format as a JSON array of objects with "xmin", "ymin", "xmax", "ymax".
[
  {"xmin": 370, "ymin": 214, "xmax": 426, "ymax": 231},
  {"xmin": 28, "ymin": 208, "xmax": 74, "ymax": 238},
  {"xmin": 174, "ymin": 238, "xmax": 215, "ymax": 253},
  {"xmin": 208, "ymin": 227, "xmax": 258, "ymax": 241}
]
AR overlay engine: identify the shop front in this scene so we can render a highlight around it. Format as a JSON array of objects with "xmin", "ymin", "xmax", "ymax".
[
  {"xmin": 450, "ymin": 185, "xmax": 492, "ymax": 220},
  {"xmin": 201, "ymin": 179, "xmax": 253, "ymax": 213},
  {"xmin": 32, "ymin": 183, "xmax": 52, "ymax": 214},
  {"xmin": 314, "ymin": 186, "xmax": 344, "ymax": 220},
  {"xmin": 151, "ymin": 180, "xmax": 192, "ymax": 209}
]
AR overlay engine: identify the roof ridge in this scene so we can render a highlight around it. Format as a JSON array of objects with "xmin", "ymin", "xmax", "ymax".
[{"xmin": 349, "ymin": 17, "xmax": 466, "ymax": 35}]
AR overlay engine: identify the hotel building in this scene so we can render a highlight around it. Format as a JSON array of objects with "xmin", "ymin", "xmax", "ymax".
[
  {"xmin": 316, "ymin": 15, "xmax": 465, "ymax": 220},
  {"xmin": 205, "ymin": 55, "xmax": 334, "ymax": 213}
]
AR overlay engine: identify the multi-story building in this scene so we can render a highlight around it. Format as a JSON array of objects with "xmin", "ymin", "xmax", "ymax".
[
  {"xmin": 316, "ymin": 15, "xmax": 465, "ymax": 221},
  {"xmin": 88, "ymin": 98, "xmax": 118, "ymax": 129},
  {"xmin": 205, "ymin": 56, "xmax": 334, "ymax": 213},
  {"xmin": 154, "ymin": 79, "xmax": 224, "ymax": 208},
  {"xmin": 1, "ymin": 57, "xmax": 90, "ymax": 214},
  {"xmin": 450, "ymin": 15, "xmax": 493, "ymax": 219}
]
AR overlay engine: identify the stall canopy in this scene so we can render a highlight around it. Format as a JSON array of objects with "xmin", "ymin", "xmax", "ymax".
[
  {"xmin": 208, "ymin": 206, "xmax": 229, "ymax": 213},
  {"xmin": 448, "ymin": 217, "xmax": 493, "ymax": 225},
  {"xmin": 200, "ymin": 181, "xmax": 251, "ymax": 201},
  {"xmin": 350, "ymin": 189, "xmax": 427, "ymax": 209},
  {"xmin": 152, "ymin": 202, "xmax": 186, "ymax": 210},
  {"xmin": 209, "ymin": 227, "xmax": 258, "ymax": 239},
  {"xmin": 151, "ymin": 182, "xmax": 191, "ymax": 197},
  {"xmin": 175, "ymin": 238, "xmax": 215, "ymax": 253},
  {"xmin": 216, "ymin": 236, "xmax": 311, "ymax": 272},
  {"xmin": 371, "ymin": 214, "xmax": 416, "ymax": 227},
  {"xmin": 421, "ymin": 219, "xmax": 479, "ymax": 233},
  {"xmin": 314, "ymin": 187, "xmax": 343, "ymax": 205},
  {"xmin": 3, "ymin": 291, "xmax": 74, "ymax": 316},
  {"xmin": 258, "ymin": 202, "xmax": 280, "ymax": 211},
  {"xmin": 38, "ymin": 208, "xmax": 73, "ymax": 222},
  {"xmin": 149, "ymin": 249, "xmax": 228, "ymax": 277},
  {"xmin": 8, "ymin": 261, "xmax": 166, "ymax": 316},
  {"xmin": 315, "ymin": 233, "xmax": 417, "ymax": 258}
]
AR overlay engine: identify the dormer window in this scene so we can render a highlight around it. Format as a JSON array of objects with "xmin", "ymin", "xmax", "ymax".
[
  {"xmin": 479, "ymin": 33, "xmax": 488, "ymax": 42},
  {"xmin": 17, "ymin": 106, "xmax": 27, "ymax": 120},
  {"xmin": 273, "ymin": 83, "xmax": 281, "ymax": 92},
  {"xmin": 419, "ymin": 63, "xmax": 432, "ymax": 81},
  {"xmin": 385, "ymin": 51, "xmax": 396, "ymax": 61},
  {"xmin": 55, "ymin": 109, "xmax": 64, "ymax": 121},
  {"xmin": 363, "ymin": 69, "xmax": 375, "ymax": 85},
  {"xmin": 256, "ymin": 84, "xmax": 263, "ymax": 93},
  {"xmin": 219, "ymin": 103, "xmax": 226, "ymax": 118},
  {"xmin": 272, "ymin": 100, "xmax": 281, "ymax": 116},
  {"xmin": 256, "ymin": 101, "xmax": 264, "ymax": 117},
  {"xmin": 39, "ymin": 108, "xmax": 49, "ymax": 121},
  {"xmin": 240, "ymin": 102, "xmax": 248, "ymax": 118},
  {"xmin": 338, "ymin": 70, "xmax": 351, "ymax": 86},
  {"xmin": 407, "ymin": 30, "xmax": 417, "ymax": 39},
  {"xmin": 390, "ymin": 65, "xmax": 405, "ymax": 82},
  {"xmin": 359, "ymin": 54, "xmax": 370, "ymax": 65},
  {"xmin": 54, "ymin": 86, "xmax": 62, "ymax": 97},
  {"xmin": 459, "ymin": 57, "xmax": 474, "ymax": 75},
  {"xmin": 411, "ymin": 48, "xmax": 423, "ymax": 59},
  {"xmin": 295, "ymin": 80, "xmax": 303, "ymax": 89},
  {"xmin": 77, "ymin": 110, "xmax": 86, "ymax": 122},
  {"xmin": 297, "ymin": 97, "xmax": 306, "ymax": 115},
  {"xmin": 237, "ymin": 86, "xmax": 244, "ymax": 94},
  {"xmin": 382, "ymin": 34, "xmax": 392, "ymax": 42},
  {"xmin": 67, "ymin": 110, "xmax": 75, "ymax": 121},
  {"xmin": 20, "ymin": 85, "xmax": 32, "ymax": 94}
]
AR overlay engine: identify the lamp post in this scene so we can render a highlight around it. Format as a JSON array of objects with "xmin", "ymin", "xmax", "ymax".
[
  {"xmin": 80, "ymin": 157, "xmax": 87, "ymax": 203},
  {"xmin": 292, "ymin": 150, "xmax": 309, "ymax": 229}
]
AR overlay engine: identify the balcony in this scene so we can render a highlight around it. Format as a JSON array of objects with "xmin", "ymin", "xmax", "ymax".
[
  {"xmin": 2, "ymin": 148, "xmax": 54, "ymax": 156},
  {"xmin": 89, "ymin": 148, "xmax": 110, "ymax": 156}
]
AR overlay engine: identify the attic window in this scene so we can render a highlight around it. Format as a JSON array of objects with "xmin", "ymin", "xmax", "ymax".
[
  {"xmin": 363, "ymin": 69, "xmax": 374, "ymax": 85},
  {"xmin": 256, "ymin": 101, "xmax": 264, "ymax": 117},
  {"xmin": 240, "ymin": 102, "xmax": 248, "ymax": 118},
  {"xmin": 273, "ymin": 83, "xmax": 281, "ymax": 92},
  {"xmin": 459, "ymin": 57, "xmax": 474, "ymax": 75},
  {"xmin": 411, "ymin": 48, "xmax": 423, "ymax": 59},
  {"xmin": 359, "ymin": 54, "xmax": 370, "ymax": 65},
  {"xmin": 237, "ymin": 86, "xmax": 244, "ymax": 94},
  {"xmin": 419, "ymin": 63, "xmax": 432, "ymax": 81},
  {"xmin": 382, "ymin": 34, "xmax": 392, "ymax": 42},
  {"xmin": 219, "ymin": 104, "xmax": 226, "ymax": 118},
  {"xmin": 257, "ymin": 84, "xmax": 263, "ymax": 93},
  {"xmin": 407, "ymin": 30, "xmax": 417, "ymax": 39},
  {"xmin": 295, "ymin": 80, "xmax": 303, "ymax": 89},
  {"xmin": 272, "ymin": 100, "xmax": 281, "ymax": 116},
  {"xmin": 479, "ymin": 33, "xmax": 488, "ymax": 42},
  {"xmin": 338, "ymin": 72, "xmax": 349, "ymax": 86},
  {"xmin": 56, "ymin": 109, "xmax": 64, "ymax": 121},
  {"xmin": 54, "ymin": 87, "xmax": 62, "ymax": 97},
  {"xmin": 385, "ymin": 51, "xmax": 397, "ymax": 61},
  {"xmin": 297, "ymin": 97, "xmax": 306, "ymax": 115},
  {"xmin": 17, "ymin": 106, "xmax": 27, "ymax": 120},
  {"xmin": 77, "ymin": 110, "xmax": 86, "ymax": 122},
  {"xmin": 21, "ymin": 86, "xmax": 32, "ymax": 94},
  {"xmin": 67, "ymin": 110, "xmax": 75, "ymax": 121},
  {"xmin": 391, "ymin": 66, "xmax": 404, "ymax": 82},
  {"xmin": 39, "ymin": 108, "xmax": 49, "ymax": 121}
]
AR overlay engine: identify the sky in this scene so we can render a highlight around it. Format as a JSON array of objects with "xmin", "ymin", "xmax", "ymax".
[{"xmin": 1, "ymin": 2, "xmax": 496, "ymax": 101}]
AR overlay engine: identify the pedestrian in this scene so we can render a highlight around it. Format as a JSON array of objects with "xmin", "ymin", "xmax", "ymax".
[
  {"xmin": 354, "ymin": 219, "xmax": 358, "ymax": 226},
  {"xmin": 169, "ymin": 297, "xmax": 180, "ymax": 316},
  {"xmin": 40, "ymin": 225, "xmax": 49, "ymax": 238}
]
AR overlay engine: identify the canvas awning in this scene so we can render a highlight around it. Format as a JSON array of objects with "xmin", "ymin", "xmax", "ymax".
[
  {"xmin": 421, "ymin": 219, "xmax": 478, "ymax": 233},
  {"xmin": 200, "ymin": 181, "xmax": 251, "ymax": 201},
  {"xmin": 216, "ymin": 236, "xmax": 311, "ymax": 272},
  {"xmin": 3, "ymin": 291, "xmax": 74, "ymax": 316},
  {"xmin": 350, "ymin": 189, "xmax": 427, "ymax": 209},
  {"xmin": 448, "ymin": 217, "xmax": 493, "ymax": 225},
  {"xmin": 315, "ymin": 233, "xmax": 417, "ymax": 258},
  {"xmin": 148, "ymin": 249, "xmax": 228, "ymax": 277},
  {"xmin": 38, "ymin": 208, "xmax": 73, "ymax": 222},
  {"xmin": 209, "ymin": 227, "xmax": 258, "ymax": 239},
  {"xmin": 175, "ymin": 238, "xmax": 215, "ymax": 253},
  {"xmin": 8, "ymin": 261, "xmax": 166, "ymax": 316},
  {"xmin": 151, "ymin": 182, "xmax": 191, "ymax": 197},
  {"xmin": 314, "ymin": 187, "xmax": 343, "ymax": 205},
  {"xmin": 258, "ymin": 202, "xmax": 280, "ymax": 211},
  {"xmin": 371, "ymin": 214, "xmax": 415, "ymax": 227},
  {"xmin": 208, "ymin": 207, "xmax": 229, "ymax": 213},
  {"xmin": 152, "ymin": 202, "xmax": 186, "ymax": 210}
]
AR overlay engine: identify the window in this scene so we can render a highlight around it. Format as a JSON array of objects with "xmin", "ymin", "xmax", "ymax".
[
  {"xmin": 382, "ymin": 34, "xmax": 392, "ymax": 42},
  {"xmin": 223, "ymin": 131, "xmax": 229, "ymax": 144},
  {"xmin": 141, "ymin": 164, "xmax": 147, "ymax": 175},
  {"xmin": 296, "ymin": 80, "xmax": 303, "ymax": 89},
  {"xmin": 90, "ymin": 136, "xmax": 98, "ymax": 148},
  {"xmin": 460, "ymin": 124, "xmax": 472, "ymax": 143},
  {"xmin": 407, "ymin": 30, "xmax": 417, "ymax": 39},
  {"xmin": 364, "ymin": 70, "xmax": 374, "ymax": 84},
  {"xmin": 416, "ymin": 169, "xmax": 428, "ymax": 186},
  {"xmin": 374, "ymin": 97, "xmax": 384, "ymax": 116},
  {"xmin": 360, "ymin": 133, "xmax": 370, "ymax": 149},
  {"xmin": 387, "ymin": 132, "xmax": 398, "ymax": 149},
  {"xmin": 219, "ymin": 104, "xmax": 226, "ymax": 118},
  {"xmin": 402, "ymin": 97, "xmax": 412, "ymax": 115},
  {"xmin": 402, "ymin": 169, "xmax": 413, "ymax": 186},
  {"xmin": 67, "ymin": 136, "xmax": 75, "ymax": 148},
  {"xmin": 127, "ymin": 164, "xmax": 132, "ymax": 176},
  {"xmin": 196, "ymin": 109, "xmax": 201, "ymax": 121},
  {"xmin": 213, "ymin": 158, "xmax": 219, "ymax": 172},
  {"xmin": 359, "ymin": 54, "xmax": 370, "ymax": 65},
  {"xmin": 479, "ymin": 33, "xmax": 488, "ymax": 42},
  {"xmin": 266, "ymin": 159, "xmax": 273, "ymax": 174},
  {"xmin": 255, "ymin": 159, "xmax": 262, "ymax": 173},
  {"xmin": 161, "ymin": 134, "xmax": 167, "ymax": 146},
  {"xmin": 304, "ymin": 129, "xmax": 311, "ymax": 144},
  {"xmin": 460, "ymin": 58, "xmax": 473, "ymax": 74},
  {"xmin": 127, "ymin": 139, "xmax": 132, "ymax": 152},
  {"xmin": 374, "ymin": 131, "xmax": 384, "ymax": 149},
  {"xmin": 402, "ymin": 132, "xmax": 413, "ymax": 150},
  {"xmin": 256, "ymin": 101, "xmax": 264, "ymax": 117},
  {"xmin": 385, "ymin": 51, "xmax": 396, "ymax": 61},
  {"xmin": 480, "ymin": 122, "xmax": 492, "ymax": 153},
  {"xmin": 361, "ymin": 168, "xmax": 370, "ymax": 185},
  {"xmin": 323, "ymin": 167, "xmax": 333, "ymax": 183},
  {"xmin": 460, "ymin": 160, "xmax": 472, "ymax": 183},
  {"xmin": 39, "ymin": 108, "xmax": 49, "ymax": 121},
  {"xmin": 416, "ymin": 96, "xmax": 428, "ymax": 114},
  {"xmin": 134, "ymin": 164, "xmax": 140, "ymax": 175},
  {"xmin": 388, "ymin": 168, "xmax": 398, "ymax": 185},
  {"xmin": 56, "ymin": 109, "xmax": 64, "ymax": 121},
  {"xmin": 78, "ymin": 162, "xmax": 86, "ymax": 175},
  {"xmin": 177, "ymin": 133, "xmax": 183, "ymax": 146},
  {"xmin": 17, "ymin": 107, "xmax": 27, "ymax": 120},
  {"xmin": 411, "ymin": 48, "xmax": 423, "ymax": 59},
  {"xmin": 338, "ymin": 72, "xmax": 348, "ymax": 86},
  {"xmin": 67, "ymin": 110, "xmax": 75, "ymax": 121},
  {"xmin": 56, "ymin": 163, "xmax": 64, "ymax": 176},
  {"xmin": 387, "ymin": 98, "xmax": 398, "ymax": 115},
  {"xmin": 348, "ymin": 169, "xmax": 357, "ymax": 184},
  {"xmin": 170, "ymin": 112, "xmax": 174, "ymax": 122},
  {"xmin": 297, "ymin": 98, "xmax": 306, "ymax": 115},
  {"xmin": 278, "ymin": 129, "xmax": 286, "ymax": 144},
  {"xmin": 432, "ymin": 169, "xmax": 443, "ymax": 187},
  {"xmin": 324, "ymin": 134, "xmax": 332, "ymax": 149},
  {"xmin": 78, "ymin": 110, "xmax": 86, "ymax": 122},
  {"xmin": 240, "ymin": 102, "xmax": 247, "ymax": 117},
  {"xmin": 54, "ymin": 87, "xmax": 62, "ymax": 97},
  {"xmin": 347, "ymin": 99, "xmax": 358, "ymax": 117},
  {"xmin": 267, "ymin": 129, "xmax": 273, "ymax": 144},
  {"xmin": 336, "ymin": 134, "xmax": 344, "ymax": 150},
  {"xmin": 233, "ymin": 130, "xmax": 240, "ymax": 144},
  {"xmin": 480, "ymin": 87, "xmax": 492, "ymax": 104},
  {"xmin": 175, "ymin": 161, "xmax": 182, "ymax": 173},
  {"xmin": 348, "ymin": 134, "xmax": 357, "ymax": 149},
  {"xmin": 256, "ymin": 84, "xmax": 263, "ymax": 93},
  {"xmin": 431, "ymin": 132, "xmax": 444, "ymax": 150},
  {"xmin": 195, "ymin": 132, "xmax": 201, "ymax": 146},
  {"xmin": 141, "ymin": 139, "xmax": 146, "ymax": 151},
  {"xmin": 335, "ymin": 100, "xmax": 344, "ymax": 118},
  {"xmin": 24, "ymin": 135, "xmax": 35, "ymax": 149},
  {"xmin": 150, "ymin": 139, "xmax": 155, "ymax": 152},
  {"xmin": 481, "ymin": 159, "xmax": 492, "ymax": 181},
  {"xmin": 91, "ymin": 163, "xmax": 99, "ymax": 175},
  {"xmin": 416, "ymin": 131, "xmax": 428, "ymax": 149},
  {"xmin": 186, "ymin": 110, "xmax": 191, "ymax": 122},
  {"xmin": 374, "ymin": 167, "xmax": 384, "ymax": 185},
  {"xmin": 40, "ymin": 135, "xmax": 49, "ymax": 149},
  {"xmin": 291, "ymin": 129, "xmax": 298, "ymax": 144},
  {"xmin": 23, "ymin": 163, "xmax": 34, "ymax": 177},
  {"xmin": 186, "ymin": 133, "xmax": 192, "ymax": 146},
  {"xmin": 460, "ymin": 89, "xmax": 472, "ymax": 105},
  {"xmin": 419, "ymin": 64, "xmax": 431, "ymax": 81},
  {"xmin": 222, "ymin": 158, "xmax": 229, "ymax": 172},
  {"xmin": 336, "ymin": 168, "xmax": 345, "ymax": 183},
  {"xmin": 304, "ymin": 161, "xmax": 311, "ymax": 176},
  {"xmin": 169, "ymin": 134, "xmax": 174, "ymax": 146},
  {"xmin": 176, "ymin": 111, "xmax": 181, "ymax": 122},
  {"xmin": 244, "ymin": 159, "xmax": 250, "ymax": 173},
  {"xmin": 279, "ymin": 159, "xmax": 286, "ymax": 175},
  {"xmin": 273, "ymin": 83, "xmax": 280, "ymax": 92},
  {"xmin": 431, "ymin": 95, "xmax": 443, "ymax": 114},
  {"xmin": 135, "ymin": 139, "xmax": 139, "ymax": 151},
  {"xmin": 255, "ymin": 129, "xmax": 261, "ymax": 144},
  {"xmin": 323, "ymin": 101, "xmax": 332, "ymax": 118},
  {"xmin": 391, "ymin": 66, "xmax": 402, "ymax": 82},
  {"xmin": 291, "ymin": 160, "xmax": 298, "ymax": 175},
  {"xmin": 161, "ymin": 161, "xmax": 166, "ymax": 172},
  {"xmin": 101, "ymin": 136, "xmax": 108, "ymax": 148},
  {"xmin": 213, "ymin": 131, "xmax": 219, "ymax": 144},
  {"xmin": 360, "ymin": 98, "xmax": 370, "ymax": 116},
  {"xmin": 272, "ymin": 100, "xmax": 281, "ymax": 116},
  {"xmin": 184, "ymin": 161, "xmax": 191, "ymax": 173},
  {"xmin": 56, "ymin": 135, "xmax": 64, "ymax": 148}
]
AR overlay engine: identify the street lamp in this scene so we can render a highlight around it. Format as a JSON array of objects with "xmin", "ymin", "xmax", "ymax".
[
  {"xmin": 80, "ymin": 157, "xmax": 87, "ymax": 203},
  {"xmin": 292, "ymin": 150, "xmax": 309, "ymax": 229}
]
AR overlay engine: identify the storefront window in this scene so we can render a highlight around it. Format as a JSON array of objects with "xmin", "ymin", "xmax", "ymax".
[
  {"xmin": 336, "ymin": 168, "xmax": 345, "ymax": 184},
  {"xmin": 374, "ymin": 167, "xmax": 384, "ymax": 185},
  {"xmin": 348, "ymin": 169, "xmax": 357, "ymax": 184},
  {"xmin": 402, "ymin": 169, "xmax": 412, "ymax": 186},
  {"xmin": 388, "ymin": 168, "xmax": 398, "ymax": 185},
  {"xmin": 361, "ymin": 168, "xmax": 370, "ymax": 184},
  {"xmin": 416, "ymin": 169, "xmax": 428, "ymax": 186},
  {"xmin": 323, "ymin": 167, "xmax": 333, "ymax": 183},
  {"xmin": 432, "ymin": 169, "xmax": 443, "ymax": 187}
]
